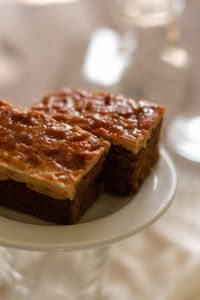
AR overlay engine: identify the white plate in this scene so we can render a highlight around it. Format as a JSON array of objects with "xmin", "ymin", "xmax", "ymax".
[{"xmin": 0, "ymin": 148, "xmax": 176, "ymax": 251}]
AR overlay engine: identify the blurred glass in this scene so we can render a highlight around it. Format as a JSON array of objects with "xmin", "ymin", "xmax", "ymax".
[
  {"xmin": 81, "ymin": 0, "xmax": 200, "ymax": 162},
  {"xmin": 83, "ymin": 27, "xmax": 137, "ymax": 87},
  {"xmin": 167, "ymin": 70, "xmax": 200, "ymax": 162},
  {"xmin": 81, "ymin": 1, "xmax": 189, "ymax": 113},
  {"xmin": 115, "ymin": 0, "xmax": 200, "ymax": 163},
  {"xmin": 112, "ymin": 0, "xmax": 189, "ymax": 112},
  {"xmin": 114, "ymin": 1, "xmax": 200, "ymax": 162},
  {"xmin": 115, "ymin": 0, "xmax": 185, "ymax": 27},
  {"xmin": 167, "ymin": 115, "xmax": 200, "ymax": 162}
]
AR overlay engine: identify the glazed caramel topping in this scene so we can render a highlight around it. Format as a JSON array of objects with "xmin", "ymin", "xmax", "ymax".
[
  {"xmin": 32, "ymin": 88, "xmax": 166, "ymax": 153},
  {"xmin": 0, "ymin": 100, "xmax": 109, "ymax": 199}
]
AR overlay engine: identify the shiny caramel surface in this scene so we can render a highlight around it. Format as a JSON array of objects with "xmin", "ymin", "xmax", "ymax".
[
  {"xmin": 32, "ymin": 88, "xmax": 165, "ymax": 151},
  {"xmin": 0, "ymin": 100, "xmax": 108, "ymax": 186}
]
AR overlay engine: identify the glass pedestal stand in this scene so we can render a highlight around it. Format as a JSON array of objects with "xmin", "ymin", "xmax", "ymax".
[
  {"xmin": 0, "ymin": 246, "xmax": 109, "ymax": 300},
  {"xmin": 0, "ymin": 150, "xmax": 176, "ymax": 300}
]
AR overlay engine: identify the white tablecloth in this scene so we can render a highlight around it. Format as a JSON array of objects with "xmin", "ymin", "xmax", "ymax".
[{"xmin": 105, "ymin": 153, "xmax": 200, "ymax": 300}]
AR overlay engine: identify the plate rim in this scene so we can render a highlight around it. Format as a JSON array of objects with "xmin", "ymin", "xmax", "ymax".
[{"xmin": 0, "ymin": 148, "xmax": 176, "ymax": 252}]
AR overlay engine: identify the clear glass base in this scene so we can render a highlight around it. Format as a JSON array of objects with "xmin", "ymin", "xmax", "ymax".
[
  {"xmin": 167, "ymin": 115, "xmax": 200, "ymax": 162},
  {"xmin": 0, "ymin": 246, "xmax": 109, "ymax": 300}
]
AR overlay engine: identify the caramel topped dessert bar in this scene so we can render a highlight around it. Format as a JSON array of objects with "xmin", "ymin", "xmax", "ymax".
[
  {"xmin": 32, "ymin": 88, "xmax": 166, "ymax": 195},
  {"xmin": 0, "ymin": 100, "xmax": 110, "ymax": 224}
]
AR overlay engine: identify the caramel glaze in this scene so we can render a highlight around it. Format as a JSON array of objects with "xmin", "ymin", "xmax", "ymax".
[
  {"xmin": 0, "ymin": 100, "xmax": 109, "ymax": 185},
  {"xmin": 32, "ymin": 88, "xmax": 166, "ymax": 153}
]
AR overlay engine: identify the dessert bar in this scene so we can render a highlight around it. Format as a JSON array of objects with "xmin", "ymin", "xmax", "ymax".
[
  {"xmin": 0, "ymin": 100, "xmax": 110, "ymax": 224},
  {"xmin": 32, "ymin": 88, "xmax": 166, "ymax": 195}
]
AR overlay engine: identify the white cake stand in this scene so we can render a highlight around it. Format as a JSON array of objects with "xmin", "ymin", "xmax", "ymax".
[{"xmin": 0, "ymin": 148, "xmax": 176, "ymax": 300}]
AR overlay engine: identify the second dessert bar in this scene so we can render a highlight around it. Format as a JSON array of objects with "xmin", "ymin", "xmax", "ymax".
[{"xmin": 32, "ymin": 88, "xmax": 166, "ymax": 195}]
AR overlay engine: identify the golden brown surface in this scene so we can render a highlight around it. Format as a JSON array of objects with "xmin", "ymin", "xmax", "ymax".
[
  {"xmin": 0, "ymin": 100, "xmax": 109, "ymax": 199},
  {"xmin": 32, "ymin": 88, "xmax": 166, "ymax": 153}
]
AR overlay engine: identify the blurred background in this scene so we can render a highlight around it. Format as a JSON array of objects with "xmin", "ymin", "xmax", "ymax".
[{"xmin": 0, "ymin": 0, "xmax": 200, "ymax": 299}]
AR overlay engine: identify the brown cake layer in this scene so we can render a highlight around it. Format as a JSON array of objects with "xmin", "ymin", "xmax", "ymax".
[
  {"xmin": 101, "ymin": 121, "xmax": 162, "ymax": 195},
  {"xmin": 0, "ymin": 99, "xmax": 110, "ymax": 224},
  {"xmin": 32, "ymin": 88, "xmax": 165, "ymax": 196},
  {"xmin": 0, "ymin": 153, "xmax": 105, "ymax": 224}
]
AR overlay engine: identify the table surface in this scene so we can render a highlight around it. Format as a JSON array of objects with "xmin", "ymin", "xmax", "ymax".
[{"xmin": 0, "ymin": 0, "xmax": 199, "ymax": 299}]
